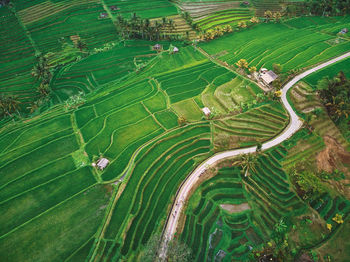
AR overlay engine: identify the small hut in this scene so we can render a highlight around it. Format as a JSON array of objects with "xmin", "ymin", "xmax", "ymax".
[
  {"xmin": 202, "ymin": 107, "xmax": 211, "ymax": 117},
  {"xmin": 340, "ymin": 28, "xmax": 348, "ymax": 34},
  {"xmin": 173, "ymin": 46, "xmax": 179, "ymax": 53},
  {"xmin": 153, "ymin": 43, "xmax": 162, "ymax": 51},
  {"xmin": 99, "ymin": 12, "xmax": 108, "ymax": 19},
  {"xmin": 96, "ymin": 158, "xmax": 109, "ymax": 170},
  {"xmin": 110, "ymin": 5, "xmax": 119, "ymax": 11}
]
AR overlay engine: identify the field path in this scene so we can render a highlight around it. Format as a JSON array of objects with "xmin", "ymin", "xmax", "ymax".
[{"xmin": 159, "ymin": 51, "xmax": 350, "ymax": 258}]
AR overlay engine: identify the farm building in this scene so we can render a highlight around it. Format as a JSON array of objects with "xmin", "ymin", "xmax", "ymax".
[
  {"xmin": 110, "ymin": 5, "xmax": 119, "ymax": 11},
  {"xmin": 153, "ymin": 44, "xmax": 162, "ymax": 51},
  {"xmin": 96, "ymin": 158, "xmax": 109, "ymax": 170},
  {"xmin": 99, "ymin": 12, "xmax": 108, "ymax": 19},
  {"xmin": 202, "ymin": 107, "xmax": 211, "ymax": 117},
  {"xmin": 173, "ymin": 46, "xmax": 179, "ymax": 53},
  {"xmin": 259, "ymin": 69, "xmax": 278, "ymax": 85},
  {"xmin": 340, "ymin": 28, "xmax": 348, "ymax": 34}
]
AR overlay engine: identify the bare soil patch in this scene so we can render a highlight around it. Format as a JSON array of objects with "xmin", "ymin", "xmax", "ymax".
[
  {"xmin": 316, "ymin": 136, "xmax": 350, "ymax": 198},
  {"xmin": 220, "ymin": 203, "xmax": 250, "ymax": 214}
]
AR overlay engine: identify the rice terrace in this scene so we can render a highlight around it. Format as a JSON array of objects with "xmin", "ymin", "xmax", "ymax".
[{"xmin": 1, "ymin": 0, "xmax": 350, "ymax": 261}]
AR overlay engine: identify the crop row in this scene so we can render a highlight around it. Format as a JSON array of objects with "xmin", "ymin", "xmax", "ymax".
[
  {"xmin": 181, "ymin": 167, "xmax": 264, "ymax": 261},
  {"xmin": 201, "ymin": 21, "xmax": 350, "ymax": 73},
  {"xmin": 97, "ymin": 124, "xmax": 211, "ymax": 259}
]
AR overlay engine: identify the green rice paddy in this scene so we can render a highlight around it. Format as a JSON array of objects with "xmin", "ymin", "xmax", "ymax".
[{"xmin": 0, "ymin": 1, "xmax": 349, "ymax": 261}]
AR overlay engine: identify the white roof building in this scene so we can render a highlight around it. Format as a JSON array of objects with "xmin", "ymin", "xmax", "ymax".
[
  {"xmin": 96, "ymin": 158, "xmax": 109, "ymax": 170},
  {"xmin": 202, "ymin": 107, "xmax": 211, "ymax": 116},
  {"xmin": 260, "ymin": 70, "xmax": 278, "ymax": 85},
  {"xmin": 173, "ymin": 46, "xmax": 179, "ymax": 53}
]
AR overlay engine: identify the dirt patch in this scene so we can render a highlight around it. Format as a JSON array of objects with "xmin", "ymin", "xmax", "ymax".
[
  {"xmin": 316, "ymin": 136, "xmax": 350, "ymax": 198},
  {"xmin": 220, "ymin": 203, "xmax": 250, "ymax": 214},
  {"xmin": 316, "ymin": 136, "xmax": 350, "ymax": 173}
]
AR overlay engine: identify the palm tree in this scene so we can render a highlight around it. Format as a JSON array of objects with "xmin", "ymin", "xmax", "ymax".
[
  {"xmin": 233, "ymin": 153, "xmax": 260, "ymax": 177},
  {"xmin": 0, "ymin": 94, "xmax": 20, "ymax": 117},
  {"xmin": 249, "ymin": 66, "xmax": 257, "ymax": 74},
  {"xmin": 250, "ymin": 17, "xmax": 259, "ymax": 24},
  {"xmin": 273, "ymin": 12, "xmax": 282, "ymax": 23},
  {"xmin": 237, "ymin": 21, "xmax": 247, "ymax": 28},
  {"xmin": 76, "ymin": 39, "xmax": 87, "ymax": 51},
  {"xmin": 264, "ymin": 10, "xmax": 273, "ymax": 23},
  {"xmin": 235, "ymin": 59, "xmax": 249, "ymax": 73}
]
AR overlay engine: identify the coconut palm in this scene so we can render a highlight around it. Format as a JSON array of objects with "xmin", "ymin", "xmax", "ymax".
[
  {"xmin": 0, "ymin": 94, "xmax": 20, "ymax": 117},
  {"xmin": 264, "ymin": 10, "xmax": 273, "ymax": 22},
  {"xmin": 250, "ymin": 17, "xmax": 259, "ymax": 23},
  {"xmin": 273, "ymin": 11, "xmax": 282, "ymax": 23},
  {"xmin": 76, "ymin": 39, "xmax": 87, "ymax": 51},
  {"xmin": 235, "ymin": 59, "xmax": 249, "ymax": 73},
  {"xmin": 233, "ymin": 153, "xmax": 260, "ymax": 177}
]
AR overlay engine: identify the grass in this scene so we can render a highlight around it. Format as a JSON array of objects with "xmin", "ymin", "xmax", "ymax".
[
  {"xmin": 0, "ymin": 184, "xmax": 112, "ymax": 262},
  {"xmin": 200, "ymin": 20, "xmax": 350, "ymax": 73},
  {"xmin": 171, "ymin": 98, "xmax": 203, "ymax": 122},
  {"xmin": 99, "ymin": 124, "xmax": 211, "ymax": 259}
]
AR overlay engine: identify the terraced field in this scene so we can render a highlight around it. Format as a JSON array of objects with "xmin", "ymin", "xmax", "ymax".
[
  {"xmin": 151, "ymin": 15, "xmax": 197, "ymax": 40},
  {"xmin": 92, "ymin": 124, "xmax": 212, "ymax": 260},
  {"xmin": 105, "ymin": 0, "xmax": 178, "ymax": 18},
  {"xmin": 51, "ymin": 40, "xmax": 163, "ymax": 102},
  {"xmin": 0, "ymin": 6, "xmax": 37, "ymax": 106},
  {"xmin": 194, "ymin": 8, "xmax": 254, "ymax": 31},
  {"xmin": 201, "ymin": 19, "xmax": 350, "ymax": 73},
  {"xmin": 181, "ymin": 152, "xmax": 307, "ymax": 260},
  {"xmin": 214, "ymin": 101, "xmax": 289, "ymax": 149}
]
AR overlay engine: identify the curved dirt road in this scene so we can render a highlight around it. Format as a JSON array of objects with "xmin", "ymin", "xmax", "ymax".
[{"xmin": 160, "ymin": 52, "xmax": 350, "ymax": 256}]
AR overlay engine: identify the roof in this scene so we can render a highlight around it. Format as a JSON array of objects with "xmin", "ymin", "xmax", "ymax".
[
  {"xmin": 202, "ymin": 107, "xmax": 211, "ymax": 115},
  {"xmin": 97, "ymin": 158, "xmax": 109, "ymax": 169},
  {"xmin": 340, "ymin": 28, "xmax": 348, "ymax": 33},
  {"xmin": 153, "ymin": 44, "xmax": 161, "ymax": 49},
  {"xmin": 261, "ymin": 70, "xmax": 278, "ymax": 84},
  {"xmin": 173, "ymin": 46, "xmax": 179, "ymax": 52}
]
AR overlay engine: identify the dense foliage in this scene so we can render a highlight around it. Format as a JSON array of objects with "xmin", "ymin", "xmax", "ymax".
[
  {"xmin": 317, "ymin": 72, "xmax": 350, "ymax": 124},
  {"xmin": 305, "ymin": 0, "xmax": 350, "ymax": 16}
]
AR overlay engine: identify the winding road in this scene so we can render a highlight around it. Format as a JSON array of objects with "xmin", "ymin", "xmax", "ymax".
[{"xmin": 160, "ymin": 51, "xmax": 350, "ymax": 258}]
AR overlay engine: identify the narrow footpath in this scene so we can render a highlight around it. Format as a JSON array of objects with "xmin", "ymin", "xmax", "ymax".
[{"xmin": 160, "ymin": 51, "xmax": 350, "ymax": 258}]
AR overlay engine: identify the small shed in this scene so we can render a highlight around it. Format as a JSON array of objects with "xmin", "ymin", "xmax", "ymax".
[
  {"xmin": 99, "ymin": 12, "xmax": 108, "ymax": 19},
  {"xmin": 340, "ymin": 28, "xmax": 348, "ymax": 34},
  {"xmin": 260, "ymin": 70, "xmax": 278, "ymax": 85},
  {"xmin": 202, "ymin": 107, "xmax": 211, "ymax": 117},
  {"xmin": 153, "ymin": 43, "xmax": 162, "ymax": 51},
  {"xmin": 173, "ymin": 46, "xmax": 179, "ymax": 53},
  {"xmin": 96, "ymin": 158, "xmax": 109, "ymax": 170},
  {"xmin": 110, "ymin": 5, "xmax": 119, "ymax": 11}
]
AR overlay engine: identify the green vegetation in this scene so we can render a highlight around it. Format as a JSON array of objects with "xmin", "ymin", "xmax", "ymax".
[
  {"xmin": 1, "ymin": 0, "xmax": 350, "ymax": 261},
  {"xmin": 201, "ymin": 17, "xmax": 350, "ymax": 73}
]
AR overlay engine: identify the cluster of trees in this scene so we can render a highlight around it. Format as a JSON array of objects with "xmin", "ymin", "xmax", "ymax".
[
  {"xmin": 0, "ymin": 94, "xmax": 20, "ymax": 117},
  {"xmin": 303, "ymin": 0, "xmax": 350, "ymax": 16},
  {"xmin": 115, "ymin": 13, "xmax": 181, "ymax": 41},
  {"xmin": 316, "ymin": 72, "xmax": 350, "ymax": 124},
  {"xmin": 264, "ymin": 11, "xmax": 282, "ymax": 23},
  {"xmin": 200, "ymin": 17, "xmax": 260, "ymax": 41},
  {"xmin": 199, "ymin": 25, "xmax": 232, "ymax": 40}
]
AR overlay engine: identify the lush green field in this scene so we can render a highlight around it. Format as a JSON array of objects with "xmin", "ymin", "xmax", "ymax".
[
  {"xmin": 1, "ymin": 2, "xmax": 350, "ymax": 261},
  {"xmin": 181, "ymin": 150, "xmax": 307, "ymax": 260},
  {"xmin": 0, "ymin": 6, "xmax": 37, "ymax": 107},
  {"xmin": 200, "ymin": 18, "xmax": 350, "ymax": 73},
  {"xmin": 194, "ymin": 8, "xmax": 254, "ymax": 31},
  {"xmin": 105, "ymin": 0, "xmax": 178, "ymax": 19},
  {"xmin": 93, "ymin": 124, "xmax": 212, "ymax": 260},
  {"xmin": 304, "ymin": 57, "xmax": 350, "ymax": 86}
]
